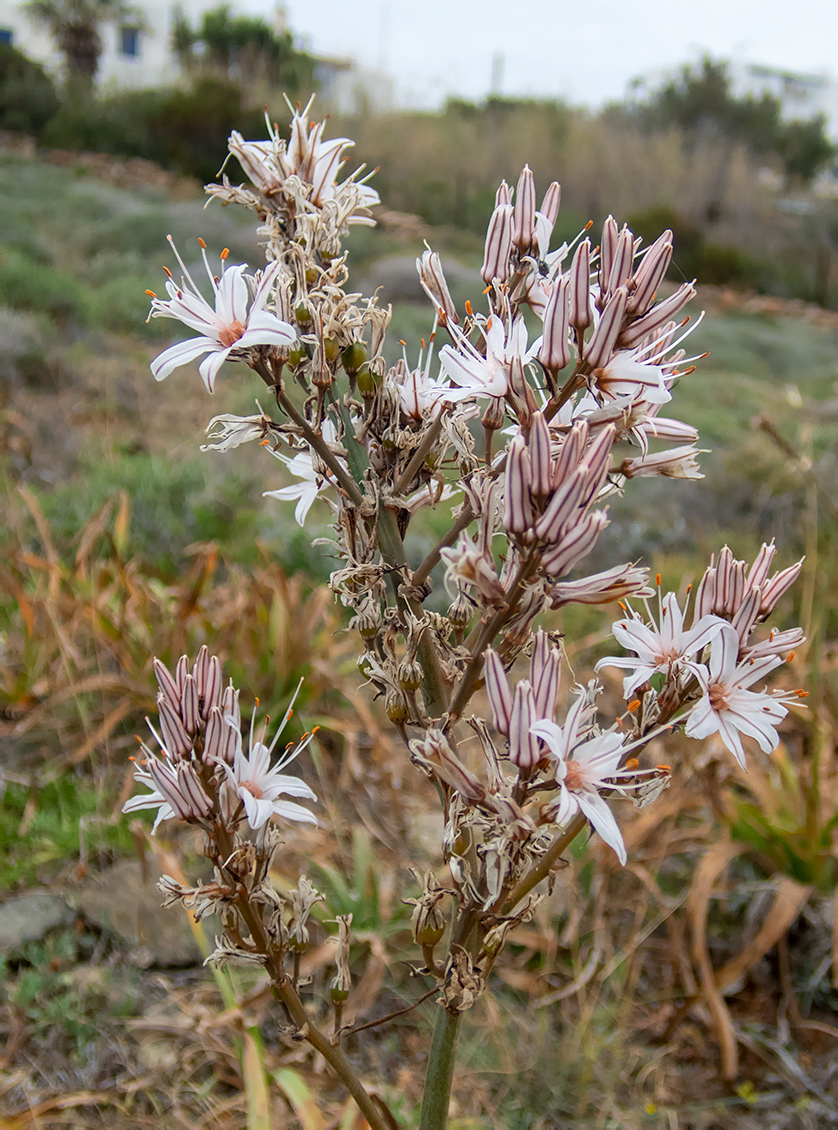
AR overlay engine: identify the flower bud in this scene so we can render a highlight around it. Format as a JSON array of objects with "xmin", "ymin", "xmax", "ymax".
[
  {"xmin": 539, "ymin": 275, "xmax": 571, "ymax": 374},
  {"xmin": 503, "ymin": 434, "xmax": 534, "ymax": 534},
  {"xmin": 568, "ymin": 239, "xmax": 592, "ymax": 332},
  {"xmin": 481, "ymin": 203, "xmax": 514, "ymax": 285},
  {"xmin": 607, "ymin": 226, "xmax": 635, "ymax": 296},
  {"xmin": 512, "ymin": 165, "xmax": 536, "ymax": 253},
  {"xmin": 509, "ymin": 681, "xmax": 539, "ymax": 770},
  {"xmin": 598, "ymin": 215, "xmax": 618, "ymax": 296},
  {"xmin": 540, "ymin": 181, "xmax": 561, "ymax": 226},
  {"xmin": 528, "ymin": 411, "xmax": 553, "ymax": 498},
  {"xmin": 484, "ymin": 649, "xmax": 512, "ymax": 735},
  {"xmin": 585, "ymin": 286, "xmax": 627, "ymax": 370}
]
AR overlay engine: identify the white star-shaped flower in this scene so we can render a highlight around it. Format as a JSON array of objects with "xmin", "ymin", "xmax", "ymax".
[
  {"xmin": 149, "ymin": 240, "xmax": 295, "ymax": 392},
  {"xmin": 685, "ymin": 624, "xmax": 796, "ymax": 768},
  {"xmin": 597, "ymin": 592, "xmax": 725, "ymax": 697}
]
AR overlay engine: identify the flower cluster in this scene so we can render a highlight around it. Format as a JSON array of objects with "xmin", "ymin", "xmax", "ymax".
[
  {"xmin": 141, "ymin": 101, "xmax": 806, "ymax": 1037},
  {"xmin": 124, "ymin": 647, "xmax": 317, "ymax": 834}
]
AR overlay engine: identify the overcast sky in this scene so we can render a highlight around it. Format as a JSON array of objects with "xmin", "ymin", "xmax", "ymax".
[{"xmin": 238, "ymin": 0, "xmax": 838, "ymax": 109}]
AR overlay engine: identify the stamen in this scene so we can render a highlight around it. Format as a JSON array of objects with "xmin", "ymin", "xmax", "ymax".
[
  {"xmin": 627, "ymin": 700, "xmax": 641, "ymax": 713},
  {"xmin": 146, "ymin": 290, "xmax": 156, "ymax": 297},
  {"xmin": 465, "ymin": 300, "xmax": 473, "ymax": 316}
]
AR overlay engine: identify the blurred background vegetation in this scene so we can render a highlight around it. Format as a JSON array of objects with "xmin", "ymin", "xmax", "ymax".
[{"xmin": 1, "ymin": 5, "xmax": 838, "ymax": 1126}]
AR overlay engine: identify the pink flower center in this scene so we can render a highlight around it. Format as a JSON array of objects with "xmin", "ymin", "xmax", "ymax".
[
  {"xmin": 218, "ymin": 320, "xmax": 246, "ymax": 348},
  {"xmin": 240, "ymin": 780, "xmax": 264, "ymax": 799},
  {"xmin": 654, "ymin": 647, "xmax": 680, "ymax": 665},
  {"xmin": 709, "ymin": 683, "xmax": 729, "ymax": 711},
  {"xmin": 564, "ymin": 761, "xmax": 586, "ymax": 791}
]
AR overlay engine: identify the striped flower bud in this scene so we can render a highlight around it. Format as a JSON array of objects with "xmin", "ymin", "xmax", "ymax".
[
  {"xmin": 157, "ymin": 694, "xmax": 193, "ymax": 759},
  {"xmin": 568, "ymin": 239, "xmax": 592, "ymax": 332},
  {"xmin": 513, "ymin": 165, "xmax": 536, "ymax": 253},
  {"xmin": 607, "ymin": 227, "xmax": 635, "ymax": 296},
  {"xmin": 528, "ymin": 411, "xmax": 553, "ymax": 498},
  {"xmin": 532, "ymin": 648, "xmax": 561, "ymax": 720},
  {"xmin": 598, "ymin": 216, "xmax": 618, "ymax": 296},
  {"xmin": 417, "ymin": 249, "xmax": 459, "ymax": 326},
  {"xmin": 539, "ymin": 275, "xmax": 571, "ymax": 374},
  {"xmin": 585, "ymin": 286, "xmax": 627, "ymax": 369},
  {"xmin": 180, "ymin": 673, "xmax": 200, "ymax": 735},
  {"xmin": 481, "ymin": 203, "xmax": 514, "ymax": 284},
  {"xmin": 694, "ymin": 566, "xmax": 717, "ymax": 621},
  {"xmin": 627, "ymin": 230, "xmax": 673, "ymax": 316},
  {"xmin": 201, "ymin": 654, "xmax": 223, "ymax": 719},
  {"xmin": 759, "ymin": 559, "xmax": 804, "ymax": 619},
  {"xmin": 153, "ymin": 657, "xmax": 180, "ymax": 710},
  {"xmin": 484, "ymin": 649, "xmax": 513, "ymax": 736},
  {"xmin": 509, "ymin": 681, "xmax": 540, "ymax": 770},
  {"xmin": 503, "ymin": 434, "xmax": 534, "ymax": 534},
  {"xmin": 539, "ymin": 510, "xmax": 609, "ymax": 577},
  {"xmin": 495, "ymin": 179, "xmax": 511, "ymax": 206},
  {"xmin": 619, "ymin": 282, "xmax": 695, "ymax": 349},
  {"xmin": 540, "ymin": 181, "xmax": 561, "ymax": 226}
]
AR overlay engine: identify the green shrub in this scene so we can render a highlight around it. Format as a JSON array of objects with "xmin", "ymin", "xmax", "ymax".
[{"xmin": 0, "ymin": 43, "xmax": 59, "ymax": 135}]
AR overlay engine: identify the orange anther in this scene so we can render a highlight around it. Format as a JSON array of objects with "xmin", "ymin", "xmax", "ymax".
[
  {"xmin": 465, "ymin": 300, "xmax": 473, "ymax": 316},
  {"xmin": 785, "ymin": 651, "xmax": 795, "ymax": 662},
  {"xmin": 146, "ymin": 289, "xmax": 156, "ymax": 297},
  {"xmin": 198, "ymin": 237, "xmax": 207, "ymax": 248},
  {"xmin": 163, "ymin": 265, "xmax": 172, "ymax": 277},
  {"xmin": 584, "ymin": 220, "xmax": 593, "ymax": 230},
  {"xmin": 399, "ymin": 339, "xmax": 407, "ymax": 347},
  {"xmin": 656, "ymin": 573, "xmax": 662, "ymax": 586},
  {"xmin": 483, "ymin": 285, "xmax": 492, "ymax": 295},
  {"xmin": 220, "ymin": 248, "xmax": 230, "ymax": 260},
  {"xmin": 656, "ymin": 763, "xmax": 671, "ymax": 772},
  {"xmin": 627, "ymin": 700, "xmax": 641, "ymax": 713},
  {"xmin": 625, "ymin": 757, "xmax": 639, "ymax": 769}
]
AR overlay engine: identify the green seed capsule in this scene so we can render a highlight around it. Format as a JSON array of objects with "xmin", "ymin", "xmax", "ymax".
[
  {"xmin": 305, "ymin": 266, "xmax": 318, "ymax": 286},
  {"xmin": 341, "ymin": 341, "xmax": 367, "ymax": 375},
  {"xmin": 286, "ymin": 347, "xmax": 305, "ymax": 369},
  {"xmin": 324, "ymin": 336, "xmax": 341, "ymax": 363},
  {"xmin": 295, "ymin": 304, "xmax": 312, "ymax": 325}
]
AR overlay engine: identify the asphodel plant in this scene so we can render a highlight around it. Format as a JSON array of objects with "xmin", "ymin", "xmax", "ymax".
[{"xmin": 128, "ymin": 97, "xmax": 807, "ymax": 1128}]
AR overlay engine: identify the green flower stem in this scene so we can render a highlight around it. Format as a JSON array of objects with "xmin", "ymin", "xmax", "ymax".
[
  {"xmin": 392, "ymin": 415, "xmax": 445, "ymax": 497},
  {"xmin": 411, "ymin": 505, "xmax": 475, "ymax": 588},
  {"xmin": 418, "ymin": 1005, "xmax": 462, "ymax": 1130}
]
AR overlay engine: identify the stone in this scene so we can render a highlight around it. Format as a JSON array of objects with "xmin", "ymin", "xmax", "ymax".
[
  {"xmin": 75, "ymin": 859, "xmax": 212, "ymax": 968},
  {"xmin": 0, "ymin": 891, "xmax": 74, "ymax": 953}
]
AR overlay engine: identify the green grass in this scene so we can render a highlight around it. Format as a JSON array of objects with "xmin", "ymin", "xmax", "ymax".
[{"xmin": 0, "ymin": 775, "xmax": 135, "ymax": 890}]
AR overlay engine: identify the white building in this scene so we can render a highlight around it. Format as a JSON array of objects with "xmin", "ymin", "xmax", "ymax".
[
  {"xmin": 0, "ymin": 0, "xmax": 224, "ymax": 89},
  {"xmin": 0, "ymin": 0, "xmax": 393, "ymax": 111}
]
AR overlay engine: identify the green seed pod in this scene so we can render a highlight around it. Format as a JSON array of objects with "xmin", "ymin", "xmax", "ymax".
[
  {"xmin": 341, "ymin": 341, "xmax": 368, "ymax": 376},
  {"xmin": 415, "ymin": 916, "xmax": 445, "ymax": 947},
  {"xmin": 330, "ymin": 985, "xmax": 350, "ymax": 1004},
  {"xmin": 385, "ymin": 691, "xmax": 409, "ymax": 724},
  {"xmin": 323, "ymin": 336, "xmax": 341, "ymax": 363},
  {"xmin": 356, "ymin": 364, "xmax": 376, "ymax": 398},
  {"xmin": 305, "ymin": 266, "xmax": 318, "ymax": 286},
  {"xmin": 295, "ymin": 304, "xmax": 312, "ymax": 325},
  {"xmin": 397, "ymin": 658, "xmax": 423, "ymax": 692}
]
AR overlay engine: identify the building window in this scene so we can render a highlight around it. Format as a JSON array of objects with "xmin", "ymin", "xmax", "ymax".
[
  {"xmin": 119, "ymin": 26, "xmax": 140, "ymax": 57},
  {"xmin": 0, "ymin": 28, "xmax": 13, "ymax": 45}
]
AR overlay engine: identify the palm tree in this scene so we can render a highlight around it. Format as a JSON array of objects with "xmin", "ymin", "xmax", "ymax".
[{"xmin": 25, "ymin": 0, "xmax": 141, "ymax": 88}]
